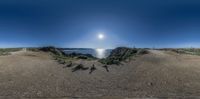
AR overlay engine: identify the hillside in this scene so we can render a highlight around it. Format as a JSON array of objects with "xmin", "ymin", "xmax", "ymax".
[{"xmin": 0, "ymin": 49, "xmax": 200, "ymax": 98}]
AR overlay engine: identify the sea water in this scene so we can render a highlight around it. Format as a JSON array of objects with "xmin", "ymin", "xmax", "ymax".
[{"xmin": 63, "ymin": 48, "xmax": 112, "ymax": 58}]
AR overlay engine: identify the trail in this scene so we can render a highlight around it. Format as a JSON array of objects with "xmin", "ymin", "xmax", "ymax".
[{"xmin": 0, "ymin": 50, "xmax": 200, "ymax": 98}]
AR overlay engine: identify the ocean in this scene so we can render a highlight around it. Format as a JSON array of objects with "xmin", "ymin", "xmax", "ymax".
[{"xmin": 63, "ymin": 48, "xmax": 112, "ymax": 58}]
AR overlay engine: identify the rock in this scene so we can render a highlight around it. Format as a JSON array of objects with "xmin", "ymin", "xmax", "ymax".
[
  {"xmin": 72, "ymin": 64, "xmax": 89, "ymax": 72},
  {"xmin": 147, "ymin": 82, "xmax": 153, "ymax": 86},
  {"xmin": 63, "ymin": 61, "xmax": 73, "ymax": 68},
  {"xmin": 58, "ymin": 60, "xmax": 65, "ymax": 64},
  {"xmin": 66, "ymin": 61, "xmax": 73, "ymax": 67},
  {"xmin": 102, "ymin": 65, "xmax": 109, "ymax": 72},
  {"xmin": 89, "ymin": 64, "xmax": 96, "ymax": 74}
]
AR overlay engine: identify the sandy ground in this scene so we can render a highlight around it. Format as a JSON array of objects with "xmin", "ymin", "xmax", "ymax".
[{"xmin": 1, "ymin": 50, "xmax": 200, "ymax": 99}]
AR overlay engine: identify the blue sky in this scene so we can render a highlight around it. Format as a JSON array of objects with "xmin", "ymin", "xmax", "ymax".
[{"xmin": 1, "ymin": 0, "xmax": 200, "ymax": 48}]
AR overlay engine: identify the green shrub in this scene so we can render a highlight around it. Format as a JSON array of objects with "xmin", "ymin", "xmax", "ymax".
[
  {"xmin": 39, "ymin": 46, "xmax": 65, "ymax": 56},
  {"xmin": 39, "ymin": 47, "xmax": 97, "ymax": 65},
  {"xmin": 0, "ymin": 48, "xmax": 22, "ymax": 56},
  {"xmin": 137, "ymin": 49, "xmax": 149, "ymax": 55},
  {"xmin": 27, "ymin": 48, "xmax": 40, "ymax": 52},
  {"xmin": 99, "ymin": 47, "xmax": 148, "ymax": 65},
  {"xmin": 170, "ymin": 48, "xmax": 200, "ymax": 56}
]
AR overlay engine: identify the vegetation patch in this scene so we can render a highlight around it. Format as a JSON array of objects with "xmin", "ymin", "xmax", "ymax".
[
  {"xmin": 65, "ymin": 52, "xmax": 96, "ymax": 60},
  {"xmin": 0, "ymin": 48, "xmax": 22, "ymax": 56},
  {"xmin": 39, "ymin": 46, "xmax": 66, "ymax": 56},
  {"xmin": 27, "ymin": 48, "xmax": 40, "ymax": 52},
  {"xmin": 161, "ymin": 48, "xmax": 200, "ymax": 56},
  {"xmin": 33, "ymin": 46, "xmax": 149, "ymax": 65},
  {"xmin": 99, "ymin": 47, "xmax": 148, "ymax": 65},
  {"xmin": 39, "ymin": 46, "xmax": 97, "ymax": 65}
]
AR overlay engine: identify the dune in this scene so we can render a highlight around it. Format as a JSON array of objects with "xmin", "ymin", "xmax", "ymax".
[{"xmin": 0, "ymin": 49, "xmax": 200, "ymax": 99}]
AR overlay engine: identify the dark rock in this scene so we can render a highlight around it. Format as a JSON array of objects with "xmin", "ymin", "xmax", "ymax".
[
  {"xmin": 102, "ymin": 65, "xmax": 109, "ymax": 72},
  {"xmin": 58, "ymin": 60, "xmax": 65, "ymax": 64},
  {"xmin": 137, "ymin": 49, "xmax": 149, "ymax": 55},
  {"xmin": 67, "ymin": 53, "xmax": 96, "ymax": 59},
  {"xmin": 147, "ymin": 82, "xmax": 153, "ymax": 86},
  {"xmin": 66, "ymin": 61, "xmax": 73, "ymax": 67},
  {"xmin": 89, "ymin": 64, "xmax": 96, "ymax": 74},
  {"xmin": 72, "ymin": 64, "xmax": 89, "ymax": 72},
  {"xmin": 63, "ymin": 61, "xmax": 73, "ymax": 68},
  {"xmin": 77, "ymin": 55, "xmax": 88, "ymax": 59}
]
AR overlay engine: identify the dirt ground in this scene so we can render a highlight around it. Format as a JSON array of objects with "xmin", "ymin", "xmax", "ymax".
[{"xmin": 1, "ymin": 50, "xmax": 200, "ymax": 99}]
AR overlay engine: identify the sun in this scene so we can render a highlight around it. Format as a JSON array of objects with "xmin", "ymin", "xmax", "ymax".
[{"xmin": 98, "ymin": 33, "xmax": 104, "ymax": 40}]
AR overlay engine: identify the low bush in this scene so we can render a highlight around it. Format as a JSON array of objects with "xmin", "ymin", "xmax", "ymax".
[
  {"xmin": 39, "ymin": 46, "xmax": 66, "ymax": 56},
  {"xmin": 0, "ymin": 48, "xmax": 22, "ymax": 56},
  {"xmin": 27, "ymin": 48, "xmax": 40, "ymax": 52},
  {"xmin": 137, "ymin": 49, "xmax": 149, "ymax": 55},
  {"xmin": 170, "ymin": 48, "xmax": 200, "ymax": 55},
  {"xmin": 39, "ymin": 46, "xmax": 97, "ymax": 65},
  {"xmin": 99, "ymin": 47, "xmax": 148, "ymax": 65}
]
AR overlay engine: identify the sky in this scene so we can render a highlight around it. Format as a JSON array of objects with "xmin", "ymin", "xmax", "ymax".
[{"xmin": 0, "ymin": 0, "xmax": 200, "ymax": 48}]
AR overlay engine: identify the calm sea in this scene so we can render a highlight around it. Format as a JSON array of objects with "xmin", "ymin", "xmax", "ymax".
[{"xmin": 63, "ymin": 48, "xmax": 112, "ymax": 58}]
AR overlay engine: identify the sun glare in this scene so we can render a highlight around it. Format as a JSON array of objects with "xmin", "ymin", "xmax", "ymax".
[
  {"xmin": 98, "ymin": 33, "xmax": 104, "ymax": 40},
  {"xmin": 95, "ymin": 48, "xmax": 106, "ymax": 58}
]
